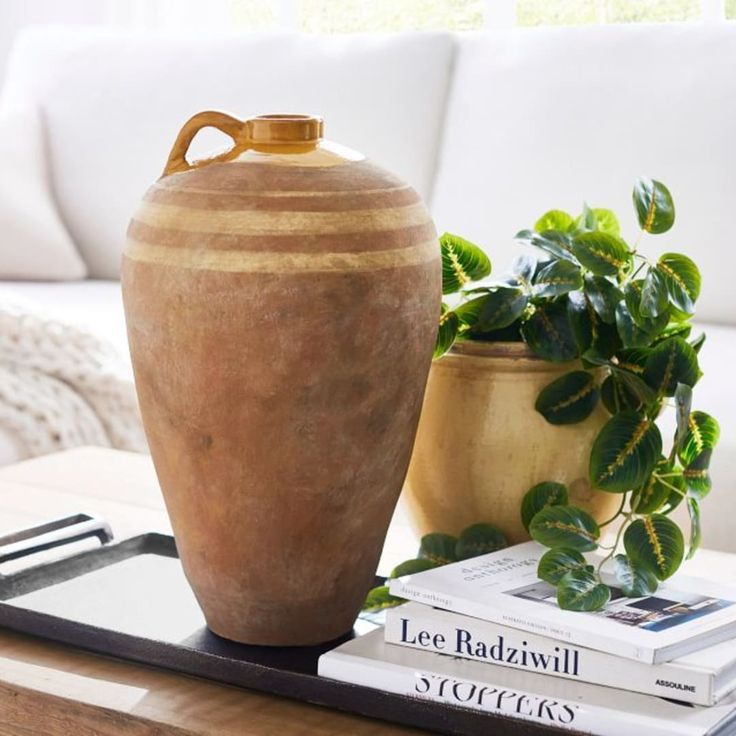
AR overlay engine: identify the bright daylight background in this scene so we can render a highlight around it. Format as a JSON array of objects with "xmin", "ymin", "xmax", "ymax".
[
  {"xmin": 2, "ymin": 0, "xmax": 736, "ymax": 84},
  {"xmin": 2, "ymin": 0, "xmax": 735, "ymax": 89}
]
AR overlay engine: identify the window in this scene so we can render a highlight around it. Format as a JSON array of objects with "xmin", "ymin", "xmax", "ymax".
[
  {"xmin": 129, "ymin": 0, "xmax": 736, "ymax": 32},
  {"xmin": 517, "ymin": 0, "xmax": 701, "ymax": 26}
]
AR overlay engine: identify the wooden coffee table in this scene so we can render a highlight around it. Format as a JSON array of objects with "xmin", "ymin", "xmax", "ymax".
[
  {"xmin": 0, "ymin": 447, "xmax": 423, "ymax": 736},
  {"xmin": 0, "ymin": 447, "xmax": 733, "ymax": 736}
]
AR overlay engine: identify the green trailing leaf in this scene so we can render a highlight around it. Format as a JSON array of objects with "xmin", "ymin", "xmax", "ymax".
[
  {"xmin": 511, "ymin": 253, "xmax": 537, "ymax": 287},
  {"xmin": 653, "ymin": 322, "xmax": 692, "ymax": 345},
  {"xmin": 624, "ymin": 514, "xmax": 684, "ymax": 580},
  {"xmin": 591, "ymin": 208, "xmax": 621, "ymax": 236},
  {"xmin": 633, "ymin": 177, "xmax": 675, "ymax": 234},
  {"xmin": 690, "ymin": 333, "xmax": 706, "ymax": 354},
  {"xmin": 516, "ymin": 229, "xmax": 577, "ymax": 263},
  {"xmin": 521, "ymin": 299, "xmax": 578, "ymax": 362},
  {"xmin": 631, "ymin": 459, "xmax": 679, "ymax": 514},
  {"xmin": 568, "ymin": 292, "xmax": 621, "ymax": 358},
  {"xmin": 624, "ymin": 281, "xmax": 669, "ymax": 335},
  {"xmin": 687, "ymin": 496, "xmax": 702, "ymax": 560},
  {"xmin": 529, "ymin": 505, "xmax": 600, "ymax": 552},
  {"xmin": 363, "ymin": 585, "xmax": 404, "ymax": 612},
  {"xmin": 535, "ymin": 370, "xmax": 600, "ymax": 425},
  {"xmin": 656, "ymin": 253, "xmax": 701, "ymax": 314},
  {"xmin": 575, "ymin": 203, "xmax": 598, "ymax": 232},
  {"xmin": 601, "ymin": 374, "xmax": 644, "ymax": 414},
  {"xmin": 643, "ymin": 337, "xmax": 700, "ymax": 397},
  {"xmin": 532, "ymin": 259, "xmax": 583, "ymax": 298},
  {"xmin": 583, "ymin": 274, "xmax": 622, "ymax": 324},
  {"xmin": 390, "ymin": 558, "xmax": 440, "ymax": 579},
  {"xmin": 640, "ymin": 267, "xmax": 669, "ymax": 318},
  {"xmin": 419, "ymin": 533, "xmax": 458, "ymax": 564},
  {"xmin": 615, "ymin": 301, "xmax": 655, "ymax": 348},
  {"xmin": 683, "ymin": 451, "xmax": 714, "ymax": 499},
  {"xmin": 567, "ymin": 290, "xmax": 595, "ymax": 352},
  {"xmin": 589, "ymin": 411, "xmax": 662, "ymax": 493},
  {"xmin": 453, "ymin": 295, "xmax": 487, "ymax": 327},
  {"xmin": 661, "ymin": 470, "xmax": 688, "ymax": 514},
  {"xmin": 674, "ymin": 383, "xmax": 693, "ymax": 453},
  {"xmin": 434, "ymin": 304, "xmax": 459, "ymax": 358},
  {"xmin": 521, "ymin": 482, "xmax": 569, "ymax": 532},
  {"xmin": 535, "ymin": 210, "xmax": 574, "ymax": 233},
  {"xmin": 678, "ymin": 411, "xmax": 720, "ymax": 467},
  {"xmin": 473, "ymin": 287, "xmax": 528, "ymax": 332},
  {"xmin": 557, "ymin": 568, "xmax": 611, "ymax": 611},
  {"xmin": 440, "ymin": 232, "xmax": 491, "ymax": 295},
  {"xmin": 538, "ymin": 548, "xmax": 589, "ymax": 585},
  {"xmin": 609, "ymin": 366, "xmax": 657, "ymax": 408},
  {"xmin": 455, "ymin": 523, "xmax": 508, "ymax": 560},
  {"xmin": 613, "ymin": 347, "xmax": 650, "ymax": 375},
  {"xmin": 613, "ymin": 554, "xmax": 658, "ymax": 597},
  {"xmin": 571, "ymin": 232, "xmax": 631, "ymax": 277}
]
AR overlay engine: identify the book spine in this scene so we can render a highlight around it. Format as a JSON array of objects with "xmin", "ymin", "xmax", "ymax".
[
  {"xmin": 389, "ymin": 580, "xmax": 654, "ymax": 664},
  {"xmin": 385, "ymin": 607, "xmax": 715, "ymax": 705},
  {"xmin": 318, "ymin": 651, "xmax": 688, "ymax": 736}
]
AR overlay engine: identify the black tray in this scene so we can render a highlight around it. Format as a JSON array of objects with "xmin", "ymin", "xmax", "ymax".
[{"xmin": 0, "ymin": 515, "xmax": 588, "ymax": 736}]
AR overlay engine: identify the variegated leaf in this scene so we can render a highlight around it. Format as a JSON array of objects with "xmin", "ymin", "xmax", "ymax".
[
  {"xmin": 440, "ymin": 232, "xmax": 491, "ymax": 295},
  {"xmin": 529, "ymin": 505, "xmax": 600, "ymax": 552},
  {"xmin": 624, "ymin": 514, "xmax": 684, "ymax": 580},
  {"xmin": 557, "ymin": 569, "xmax": 611, "ymax": 611},
  {"xmin": 535, "ymin": 371, "xmax": 600, "ymax": 425},
  {"xmin": 589, "ymin": 411, "xmax": 662, "ymax": 493},
  {"xmin": 521, "ymin": 481, "xmax": 569, "ymax": 532},
  {"xmin": 571, "ymin": 232, "xmax": 631, "ymax": 277},
  {"xmin": 643, "ymin": 337, "xmax": 700, "ymax": 397},
  {"xmin": 633, "ymin": 177, "xmax": 675, "ymax": 234},
  {"xmin": 538, "ymin": 548, "xmax": 589, "ymax": 585}
]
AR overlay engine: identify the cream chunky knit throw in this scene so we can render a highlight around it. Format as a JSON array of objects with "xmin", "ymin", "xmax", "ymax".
[{"xmin": 0, "ymin": 298, "xmax": 147, "ymax": 459}]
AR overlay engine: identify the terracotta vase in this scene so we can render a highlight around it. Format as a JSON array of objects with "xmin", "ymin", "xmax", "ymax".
[
  {"xmin": 402, "ymin": 341, "xmax": 620, "ymax": 544},
  {"xmin": 121, "ymin": 112, "xmax": 440, "ymax": 645}
]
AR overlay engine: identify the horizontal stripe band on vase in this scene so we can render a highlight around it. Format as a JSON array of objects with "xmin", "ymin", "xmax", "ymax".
[
  {"xmin": 151, "ymin": 181, "xmax": 413, "ymax": 198},
  {"xmin": 133, "ymin": 201, "xmax": 430, "ymax": 235},
  {"xmin": 145, "ymin": 184, "xmax": 419, "ymax": 212},
  {"xmin": 124, "ymin": 238, "xmax": 440, "ymax": 273},
  {"xmin": 127, "ymin": 218, "xmax": 436, "ymax": 253}
]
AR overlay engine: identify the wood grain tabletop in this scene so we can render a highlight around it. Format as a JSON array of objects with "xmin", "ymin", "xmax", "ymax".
[{"xmin": 0, "ymin": 447, "xmax": 423, "ymax": 736}]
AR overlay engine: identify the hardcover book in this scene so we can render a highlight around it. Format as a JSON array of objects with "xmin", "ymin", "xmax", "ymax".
[
  {"xmin": 388, "ymin": 541, "xmax": 736, "ymax": 664},
  {"xmin": 319, "ymin": 628, "xmax": 736, "ymax": 736},
  {"xmin": 385, "ymin": 601, "xmax": 736, "ymax": 705}
]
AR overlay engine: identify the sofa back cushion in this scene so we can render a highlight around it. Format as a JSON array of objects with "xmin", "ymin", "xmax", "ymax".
[
  {"xmin": 431, "ymin": 24, "xmax": 736, "ymax": 324},
  {"xmin": 1, "ymin": 28, "xmax": 454, "ymax": 278},
  {"xmin": 0, "ymin": 105, "xmax": 86, "ymax": 280}
]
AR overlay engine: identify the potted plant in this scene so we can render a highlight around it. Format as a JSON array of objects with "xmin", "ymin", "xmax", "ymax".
[{"xmin": 402, "ymin": 176, "xmax": 719, "ymax": 583}]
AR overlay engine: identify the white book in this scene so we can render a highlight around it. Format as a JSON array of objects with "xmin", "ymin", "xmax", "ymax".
[
  {"xmin": 385, "ymin": 601, "xmax": 736, "ymax": 705},
  {"xmin": 388, "ymin": 541, "xmax": 736, "ymax": 664},
  {"xmin": 319, "ymin": 628, "xmax": 736, "ymax": 736}
]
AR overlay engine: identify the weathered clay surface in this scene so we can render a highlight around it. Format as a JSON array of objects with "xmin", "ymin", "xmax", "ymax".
[
  {"xmin": 122, "ymin": 123, "xmax": 440, "ymax": 645},
  {"xmin": 403, "ymin": 341, "xmax": 620, "ymax": 545}
]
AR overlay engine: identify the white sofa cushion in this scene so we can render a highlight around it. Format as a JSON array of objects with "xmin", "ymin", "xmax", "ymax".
[
  {"xmin": 0, "ymin": 106, "xmax": 86, "ymax": 280},
  {"xmin": 432, "ymin": 24, "xmax": 736, "ymax": 325},
  {"xmin": 0, "ymin": 28, "xmax": 454, "ymax": 279}
]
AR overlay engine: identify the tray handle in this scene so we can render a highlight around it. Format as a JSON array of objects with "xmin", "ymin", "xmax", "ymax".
[{"xmin": 0, "ymin": 513, "xmax": 113, "ymax": 565}]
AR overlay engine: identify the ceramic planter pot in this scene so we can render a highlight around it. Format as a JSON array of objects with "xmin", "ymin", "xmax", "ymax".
[
  {"xmin": 121, "ymin": 112, "xmax": 440, "ymax": 645},
  {"xmin": 402, "ymin": 341, "xmax": 620, "ymax": 544}
]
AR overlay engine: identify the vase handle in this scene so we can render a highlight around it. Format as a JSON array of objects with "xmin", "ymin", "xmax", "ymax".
[{"xmin": 162, "ymin": 110, "xmax": 247, "ymax": 177}]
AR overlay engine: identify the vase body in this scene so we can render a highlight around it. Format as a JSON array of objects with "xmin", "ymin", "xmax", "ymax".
[
  {"xmin": 402, "ymin": 341, "xmax": 620, "ymax": 544},
  {"xmin": 121, "ymin": 113, "xmax": 440, "ymax": 645}
]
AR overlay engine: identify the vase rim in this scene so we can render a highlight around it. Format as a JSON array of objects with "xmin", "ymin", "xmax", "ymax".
[{"xmin": 450, "ymin": 340, "xmax": 541, "ymax": 359}]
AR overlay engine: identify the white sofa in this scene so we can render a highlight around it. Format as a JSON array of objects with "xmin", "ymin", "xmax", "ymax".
[{"xmin": 0, "ymin": 24, "xmax": 734, "ymax": 549}]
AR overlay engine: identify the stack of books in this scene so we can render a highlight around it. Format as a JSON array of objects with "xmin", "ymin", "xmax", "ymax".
[{"xmin": 319, "ymin": 541, "xmax": 736, "ymax": 735}]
